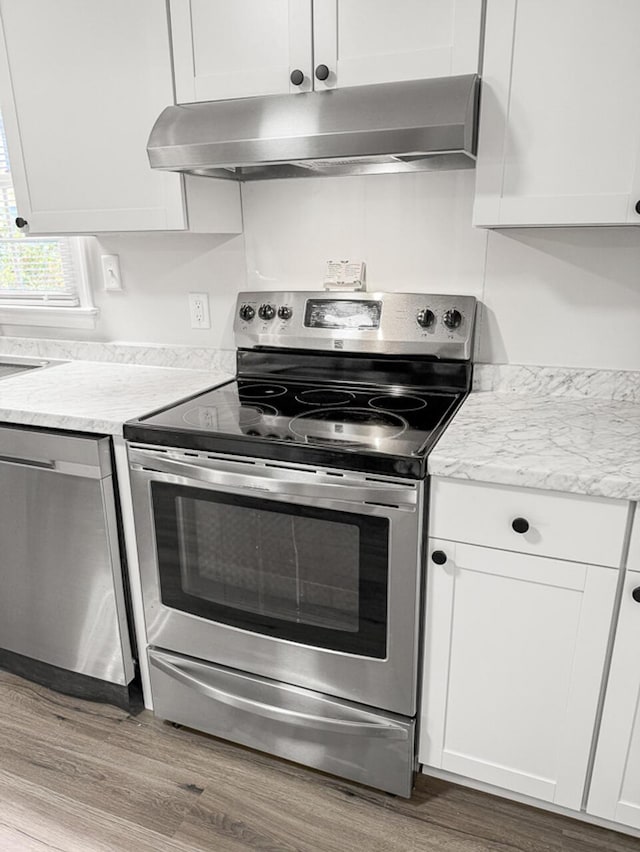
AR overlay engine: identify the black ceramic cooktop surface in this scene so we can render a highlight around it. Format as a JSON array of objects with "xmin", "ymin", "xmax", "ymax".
[{"xmin": 126, "ymin": 377, "xmax": 462, "ymax": 478}]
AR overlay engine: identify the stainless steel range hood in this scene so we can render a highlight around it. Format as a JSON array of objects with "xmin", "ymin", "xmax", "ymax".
[{"xmin": 147, "ymin": 74, "xmax": 479, "ymax": 181}]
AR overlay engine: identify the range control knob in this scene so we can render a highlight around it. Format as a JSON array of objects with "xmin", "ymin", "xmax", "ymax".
[
  {"xmin": 416, "ymin": 308, "xmax": 435, "ymax": 328},
  {"xmin": 443, "ymin": 309, "xmax": 463, "ymax": 330},
  {"xmin": 278, "ymin": 305, "xmax": 293, "ymax": 320},
  {"xmin": 238, "ymin": 304, "xmax": 255, "ymax": 322},
  {"xmin": 258, "ymin": 303, "xmax": 276, "ymax": 320}
]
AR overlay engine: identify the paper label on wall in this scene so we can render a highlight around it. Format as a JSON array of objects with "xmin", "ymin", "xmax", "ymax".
[{"xmin": 324, "ymin": 261, "xmax": 366, "ymax": 291}]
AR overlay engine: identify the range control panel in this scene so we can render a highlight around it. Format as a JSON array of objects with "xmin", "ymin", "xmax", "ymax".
[{"xmin": 234, "ymin": 291, "xmax": 477, "ymax": 360}]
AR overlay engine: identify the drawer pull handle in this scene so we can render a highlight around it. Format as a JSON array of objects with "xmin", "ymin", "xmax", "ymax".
[
  {"xmin": 512, "ymin": 517, "xmax": 530, "ymax": 534},
  {"xmin": 632, "ymin": 587, "xmax": 640, "ymax": 603},
  {"xmin": 431, "ymin": 550, "xmax": 447, "ymax": 565}
]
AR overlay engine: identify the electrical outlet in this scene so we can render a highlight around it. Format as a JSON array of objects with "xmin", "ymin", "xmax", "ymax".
[{"xmin": 189, "ymin": 292, "xmax": 211, "ymax": 329}]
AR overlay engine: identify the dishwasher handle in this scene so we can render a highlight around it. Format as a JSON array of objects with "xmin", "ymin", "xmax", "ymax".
[
  {"xmin": 0, "ymin": 453, "xmax": 105, "ymax": 478},
  {"xmin": 0, "ymin": 453, "xmax": 55, "ymax": 470}
]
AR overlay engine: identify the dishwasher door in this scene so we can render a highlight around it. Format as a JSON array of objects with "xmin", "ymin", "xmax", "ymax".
[{"xmin": 0, "ymin": 426, "xmax": 134, "ymax": 688}]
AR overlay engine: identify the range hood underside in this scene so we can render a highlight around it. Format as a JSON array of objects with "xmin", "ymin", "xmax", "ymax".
[{"xmin": 186, "ymin": 152, "xmax": 476, "ymax": 181}]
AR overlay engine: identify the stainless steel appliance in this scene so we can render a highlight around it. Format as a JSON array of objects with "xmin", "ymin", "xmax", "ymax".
[
  {"xmin": 0, "ymin": 426, "xmax": 135, "ymax": 709},
  {"xmin": 0, "ymin": 354, "xmax": 64, "ymax": 380},
  {"xmin": 125, "ymin": 290, "xmax": 476, "ymax": 796},
  {"xmin": 147, "ymin": 75, "xmax": 479, "ymax": 180}
]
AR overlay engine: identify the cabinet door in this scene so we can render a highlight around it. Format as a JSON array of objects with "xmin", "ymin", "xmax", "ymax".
[
  {"xmin": 0, "ymin": 0, "xmax": 192, "ymax": 233},
  {"xmin": 170, "ymin": 0, "xmax": 313, "ymax": 103},
  {"xmin": 588, "ymin": 569, "xmax": 640, "ymax": 829},
  {"xmin": 420, "ymin": 540, "xmax": 617, "ymax": 810},
  {"xmin": 313, "ymin": 0, "xmax": 482, "ymax": 90},
  {"xmin": 474, "ymin": 0, "xmax": 640, "ymax": 227}
]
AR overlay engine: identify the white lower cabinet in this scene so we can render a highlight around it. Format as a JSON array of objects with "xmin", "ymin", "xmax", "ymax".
[
  {"xmin": 588, "ymin": 567, "xmax": 640, "ymax": 829},
  {"xmin": 419, "ymin": 539, "xmax": 618, "ymax": 810}
]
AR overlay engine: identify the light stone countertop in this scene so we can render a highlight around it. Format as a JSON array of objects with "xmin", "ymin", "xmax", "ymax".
[
  {"xmin": 0, "ymin": 359, "xmax": 233, "ymax": 436},
  {"xmin": 429, "ymin": 366, "xmax": 640, "ymax": 501},
  {"xmin": 1, "ymin": 347, "xmax": 639, "ymax": 500}
]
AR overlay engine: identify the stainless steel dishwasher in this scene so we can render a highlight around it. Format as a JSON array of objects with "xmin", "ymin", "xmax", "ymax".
[{"xmin": 0, "ymin": 425, "xmax": 135, "ymax": 708}]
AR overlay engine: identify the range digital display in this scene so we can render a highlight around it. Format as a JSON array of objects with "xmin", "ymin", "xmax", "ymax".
[{"xmin": 304, "ymin": 299, "xmax": 382, "ymax": 330}]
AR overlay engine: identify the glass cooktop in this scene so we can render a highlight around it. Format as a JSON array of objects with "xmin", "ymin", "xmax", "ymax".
[{"xmin": 138, "ymin": 378, "xmax": 459, "ymax": 461}]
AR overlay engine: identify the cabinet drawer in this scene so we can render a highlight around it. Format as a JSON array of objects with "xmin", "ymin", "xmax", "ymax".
[{"xmin": 429, "ymin": 477, "xmax": 629, "ymax": 567}]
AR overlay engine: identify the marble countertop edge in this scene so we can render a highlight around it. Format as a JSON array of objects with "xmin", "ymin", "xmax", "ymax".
[
  {"xmin": 0, "ymin": 408, "xmax": 125, "ymax": 436},
  {"xmin": 428, "ymin": 454, "xmax": 640, "ymax": 502}
]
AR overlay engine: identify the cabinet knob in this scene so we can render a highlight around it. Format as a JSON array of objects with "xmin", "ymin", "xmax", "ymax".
[
  {"xmin": 632, "ymin": 587, "xmax": 640, "ymax": 603},
  {"xmin": 511, "ymin": 517, "xmax": 530, "ymax": 534},
  {"xmin": 315, "ymin": 64, "xmax": 330, "ymax": 81},
  {"xmin": 431, "ymin": 550, "xmax": 447, "ymax": 565},
  {"xmin": 15, "ymin": 216, "xmax": 28, "ymax": 229},
  {"xmin": 290, "ymin": 69, "xmax": 304, "ymax": 86},
  {"xmin": 635, "ymin": 200, "xmax": 640, "ymax": 215}
]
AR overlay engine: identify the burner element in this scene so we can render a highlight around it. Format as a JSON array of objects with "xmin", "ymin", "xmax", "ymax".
[
  {"xmin": 369, "ymin": 394, "xmax": 427, "ymax": 413},
  {"xmin": 296, "ymin": 388, "xmax": 356, "ymax": 406},
  {"xmin": 239, "ymin": 383, "xmax": 288, "ymax": 399},
  {"xmin": 237, "ymin": 405, "xmax": 279, "ymax": 427},
  {"xmin": 290, "ymin": 407, "xmax": 407, "ymax": 445},
  {"xmin": 184, "ymin": 403, "xmax": 278, "ymax": 429}
]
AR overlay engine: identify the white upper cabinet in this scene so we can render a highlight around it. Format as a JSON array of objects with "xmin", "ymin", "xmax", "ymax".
[
  {"xmin": 0, "ymin": 0, "xmax": 241, "ymax": 234},
  {"xmin": 313, "ymin": 0, "xmax": 483, "ymax": 90},
  {"xmin": 171, "ymin": 0, "xmax": 483, "ymax": 103},
  {"xmin": 474, "ymin": 0, "xmax": 640, "ymax": 227},
  {"xmin": 170, "ymin": 0, "xmax": 313, "ymax": 102},
  {"xmin": 588, "ymin": 520, "xmax": 640, "ymax": 830}
]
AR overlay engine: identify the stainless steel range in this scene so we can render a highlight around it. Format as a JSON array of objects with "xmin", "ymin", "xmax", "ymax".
[{"xmin": 125, "ymin": 290, "xmax": 476, "ymax": 797}]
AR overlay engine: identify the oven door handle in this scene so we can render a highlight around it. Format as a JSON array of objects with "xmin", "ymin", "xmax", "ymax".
[
  {"xmin": 150, "ymin": 653, "xmax": 408, "ymax": 740},
  {"xmin": 129, "ymin": 451, "xmax": 417, "ymax": 507}
]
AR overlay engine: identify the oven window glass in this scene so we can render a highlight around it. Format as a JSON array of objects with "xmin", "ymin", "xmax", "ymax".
[{"xmin": 152, "ymin": 483, "xmax": 389, "ymax": 657}]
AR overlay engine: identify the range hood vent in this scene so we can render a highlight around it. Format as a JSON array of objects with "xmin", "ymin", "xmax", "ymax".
[{"xmin": 147, "ymin": 74, "xmax": 480, "ymax": 181}]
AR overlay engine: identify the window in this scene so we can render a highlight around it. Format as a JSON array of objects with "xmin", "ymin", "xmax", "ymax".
[{"xmin": 0, "ymin": 111, "xmax": 96, "ymax": 328}]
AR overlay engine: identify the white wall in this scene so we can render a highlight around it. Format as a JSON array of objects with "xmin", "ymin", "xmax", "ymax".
[
  {"xmin": 7, "ymin": 170, "xmax": 640, "ymax": 372},
  {"xmin": 1, "ymin": 232, "xmax": 246, "ymax": 350},
  {"xmin": 243, "ymin": 171, "xmax": 640, "ymax": 371}
]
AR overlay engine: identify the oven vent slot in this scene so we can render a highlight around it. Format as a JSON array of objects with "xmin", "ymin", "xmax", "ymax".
[
  {"xmin": 206, "ymin": 454, "xmax": 257, "ymax": 465},
  {"xmin": 264, "ymin": 461, "xmax": 313, "ymax": 473},
  {"xmin": 364, "ymin": 501, "xmax": 401, "ymax": 509}
]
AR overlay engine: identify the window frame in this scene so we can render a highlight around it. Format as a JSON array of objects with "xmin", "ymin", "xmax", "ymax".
[
  {"xmin": 0, "ymin": 106, "xmax": 97, "ymax": 329},
  {"xmin": 0, "ymin": 235, "xmax": 97, "ymax": 329}
]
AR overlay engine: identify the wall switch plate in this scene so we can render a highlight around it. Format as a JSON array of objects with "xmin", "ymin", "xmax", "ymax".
[
  {"xmin": 101, "ymin": 254, "xmax": 123, "ymax": 291},
  {"xmin": 189, "ymin": 292, "xmax": 211, "ymax": 329}
]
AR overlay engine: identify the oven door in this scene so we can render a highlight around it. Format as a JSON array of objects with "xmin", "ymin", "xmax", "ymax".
[{"xmin": 128, "ymin": 446, "xmax": 424, "ymax": 716}]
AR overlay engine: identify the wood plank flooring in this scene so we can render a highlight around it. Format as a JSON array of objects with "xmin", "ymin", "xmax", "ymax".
[{"xmin": 0, "ymin": 670, "xmax": 637, "ymax": 852}]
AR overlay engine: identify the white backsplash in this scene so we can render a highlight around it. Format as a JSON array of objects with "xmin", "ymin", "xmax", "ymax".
[
  {"xmin": 4, "ymin": 171, "xmax": 639, "ymax": 373},
  {"xmin": 242, "ymin": 171, "xmax": 640, "ymax": 372}
]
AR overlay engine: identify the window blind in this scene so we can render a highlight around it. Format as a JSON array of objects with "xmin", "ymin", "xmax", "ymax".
[{"xmin": 0, "ymin": 112, "xmax": 79, "ymax": 306}]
